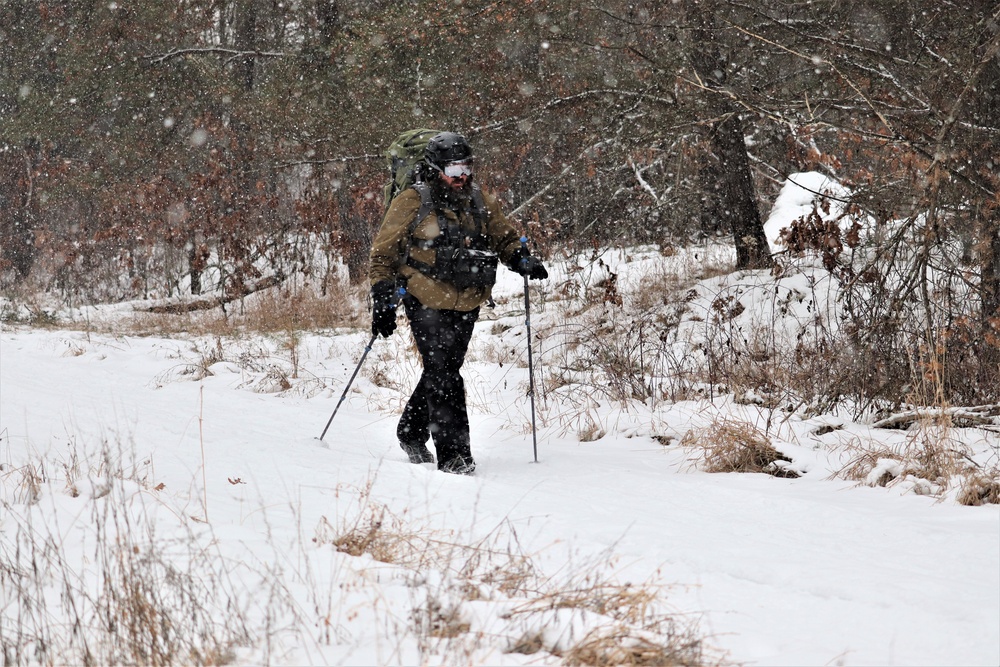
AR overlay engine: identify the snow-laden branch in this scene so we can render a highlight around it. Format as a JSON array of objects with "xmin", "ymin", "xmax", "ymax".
[
  {"xmin": 713, "ymin": 18, "xmax": 998, "ymax": 200},
  {"xmin": 728, "ymin": 0, "xmax": 920, "ymax": 68},
  {"xmin": 831, "ymin": 58, "xmax": 931, "ymax": 111},
  {"xmin": 629, "ymin": 158, "xmax": 660, "ymax": 205},
  {"xmin": 719, "ymin": 21, "xmax": 900, "ymax": 139},
  {"xmin": 274, "ymin": 154, "xmax": 379, "ymax": 169},
  {"xmin": 924, "ymin": 28, "xmax": 1000, "ymax": 171},
  {"xmin": 872, "ymin": 404, "xmax": 1000, "ymax": 430},
  {"xmin": 469, "ymin": 89, "xmax": 675, "ymax": 137},
  {"xmin": 145, "ymin": 48, "xmax": 289, "ymax": 64}
]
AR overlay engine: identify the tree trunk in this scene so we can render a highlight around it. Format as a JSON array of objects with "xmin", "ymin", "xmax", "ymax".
[
  {"xmin": 686, "ymin": 0, "xmax": 773, "ymax": 270},
  {"xmin": 0, "ymin": 146, "xmax": 38, "ymax": 280},
  {"xmin": 188, "ymin": 232, "xmax": 209, "ymax": 296},
  {"xmin": 982, "ymin": 211, "xmax": 1000, "ymax": 325},
  {"xmin": 233, "ymin": 0, "xmax": 259, "ymax": 91},
  {"xmin": 970, "ymin": 17, "xmax": 1000, "ymax": 333},
  {"xmin": 336, "ymin": 187, "xmax": 371, "ymax": 283},
  {"xmin": 711, "ymin": 112, "xmax": 773, "ymax": 270},
  {"xmin": 226, "ymin": 0, "xmax": 264, "ymax": 295},
  {"xmin": 317, "ymin": 0, "xmax": 339, "ymax": 51}
]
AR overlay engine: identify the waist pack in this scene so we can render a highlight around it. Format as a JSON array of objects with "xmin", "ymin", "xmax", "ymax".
[{"xmin": 434, "ymin": 246, "xmax": 498, "ymax": 290}]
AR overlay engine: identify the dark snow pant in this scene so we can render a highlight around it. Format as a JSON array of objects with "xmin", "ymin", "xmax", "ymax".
[{"xmin": 397, "ymin": 295, "xmax": 479, "ymax": 471}]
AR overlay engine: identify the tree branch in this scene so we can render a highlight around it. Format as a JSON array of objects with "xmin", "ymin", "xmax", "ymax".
[
  {"xmin": 145, "ymin": 47, "xmax": 288, "ymax": 64},
  {"xmin": 140, "ymin": 272, "xmax": 285, "ymax": 314},
  {"xmin": 274, "ymin": 154, "xmax": 379, "ymax": 169},
  {"xmin": 469, "ymin": 88, "xmax": 675, "ymax": 136}
]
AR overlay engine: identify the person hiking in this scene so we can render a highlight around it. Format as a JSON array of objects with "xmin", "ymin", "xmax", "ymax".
[{"xmin": 368, "ymin": 131, "xmax": 548, "ymax": 475}]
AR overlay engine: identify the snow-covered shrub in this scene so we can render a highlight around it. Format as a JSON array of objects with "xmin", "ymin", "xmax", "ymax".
[
  {"xmin": 682, "ymin": 418, "xmax": 799, "ymax": 478},
  {"xmin": 958, "ymin": 474, "xmax": 1000, "ymax": 507}
]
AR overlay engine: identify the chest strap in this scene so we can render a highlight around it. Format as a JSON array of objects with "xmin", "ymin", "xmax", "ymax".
[{"xmin": 403, "ymin": 183, "xmax": 489, "ymax": 280}]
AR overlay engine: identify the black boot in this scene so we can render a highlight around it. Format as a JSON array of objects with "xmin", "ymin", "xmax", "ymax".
[
  {"xmin": 439, "ymin": 456, "xmax": 476, "ymax": 476},
  {"xmin": 400, "ymin": 441, "xmax": 435, "ymax": 465}
]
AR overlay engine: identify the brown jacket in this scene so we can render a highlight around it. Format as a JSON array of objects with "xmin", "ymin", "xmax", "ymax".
[{"xmin": 369, "ymin": 185, "xmax": 522, "ymax": 311}]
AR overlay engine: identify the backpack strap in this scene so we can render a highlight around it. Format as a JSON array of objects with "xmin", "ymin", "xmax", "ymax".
[
  {"xmin": 469, "ymin": 184, "xmax": 487, "ymax": 238},
  {"xmin": 408, "ymin": 182, "xmax": 484, "ymax": 238},
  {"xmin": 412, "ymin": 182, "xmax": 436, "ymax": 235},
  {"xmin": 398, "ymin": 183, "xmax": 437, "ymax": 281},
  {"xmin": 401, "ymin": 183, "xmax": 491, "ymax": 279}
]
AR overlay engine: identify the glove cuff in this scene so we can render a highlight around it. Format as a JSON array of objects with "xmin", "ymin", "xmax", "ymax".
[{"xmin": 372, "ymin": 280, "xmax": 400, "ymax": 313}]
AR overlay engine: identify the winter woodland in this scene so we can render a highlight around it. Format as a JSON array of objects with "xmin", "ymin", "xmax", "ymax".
[{"xmin": 2, "ymin": 3, "xmax": 999, "ymax": 666}]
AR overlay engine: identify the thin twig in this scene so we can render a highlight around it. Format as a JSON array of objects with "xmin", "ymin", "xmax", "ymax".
[{"xmin": 144, "ymin": 47, "xmax": 288, "ymax": 64}]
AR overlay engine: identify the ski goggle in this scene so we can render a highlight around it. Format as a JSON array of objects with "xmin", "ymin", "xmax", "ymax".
[{"xmin": 443, "ymin": 160, "xmax": 474, "ymax": 178}]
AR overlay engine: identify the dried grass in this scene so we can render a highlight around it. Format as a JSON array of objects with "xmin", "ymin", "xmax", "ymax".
[
  {"xmin": 413, "ymin": 597, "xmax": 472, "ymax": 639},
  {"xmin": 683, "ymin": 420, "xmax": 797, "ymax": 477},
  {"xmin": 832, "ymin": 436, "xmax": 903, "ymax": 484},
  {"xmin": 1, "ymin": 440, "xmax": 251, "ymax": 666},
  {"xmin": 564, "ymin": 626, "xmax": 705, "ymax": 667},
  {"xmin": 238, "ymin": 279, "xmax": 367, "ymax": 333},
  {"xmin": 34, "ymin": 279, "xmax": 366, "ymax": 337},
  {"xmin": 523, "ymin": 582, "xmax": 658, "ymax": 625},
  {"xmin": 830, "ymin": 422, "xmax": 999, "ymax": 503},
  {"xmin": 316, "ymin": 480, "xmax": 719, "ymax": 666},
  {"xmin": 1, "ymin": 462, "xmax": 45, "ymax": 505},
  {"xmin": 957, "ymin": 474, "xmax": 1000, "ymax": 506}
]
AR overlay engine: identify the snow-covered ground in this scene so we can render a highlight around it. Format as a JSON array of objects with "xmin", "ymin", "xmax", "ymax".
[
  {"xmin": 3, "ymin": 298, "xmax": 998, "ymax": 664},
  {"xmin": 2, "ymin": 175, "xmax": 998, "ymax": 665}
]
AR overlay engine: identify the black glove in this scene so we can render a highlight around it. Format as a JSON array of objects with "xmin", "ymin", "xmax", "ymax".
[
  {"xmin": 371, "ymin": 280, "xmax": 399, "ymax": 338},
  {"xmin": 507, "ymin": 247, "xmax": 549, "ymax": 280}
]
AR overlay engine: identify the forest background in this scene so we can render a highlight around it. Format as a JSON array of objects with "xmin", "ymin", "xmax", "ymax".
[{"xmin": 2, "ymin": 0, "xmax": 999, "ymax": 411}]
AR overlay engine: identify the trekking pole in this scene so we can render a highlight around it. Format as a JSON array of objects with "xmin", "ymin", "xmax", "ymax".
[
  {"xmin": 318, "ymin": 333, "xmax": 377, "ymax": 441},
  {"xmin": 520, "ymin": 236, "xmax": 540, "ymax": 463}
]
